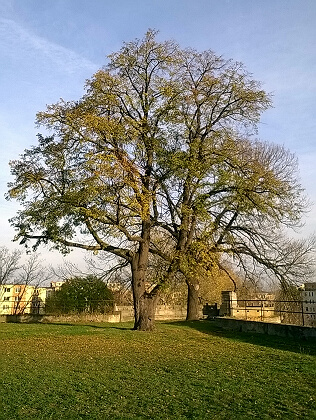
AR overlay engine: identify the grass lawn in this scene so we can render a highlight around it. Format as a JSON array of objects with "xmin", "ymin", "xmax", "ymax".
[{"xmin": 0, "ymin": 320, "xmax": 315, "ymax": 420}]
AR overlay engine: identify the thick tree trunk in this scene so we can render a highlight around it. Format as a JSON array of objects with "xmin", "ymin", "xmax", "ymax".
[
  {"xmin": 131, "ymin": 266, "xmax": 158, "ymax": 331},
  {"xmin": 135, "ymin": 293, "xmax": 158, "ymax": 331},
  {"xmin": 186, "ymin": 281, "xmax": 200, "ymax": 321},
  {"xmin": 131, "ymin": 238, "xmax": 159, "ymax": 331}
]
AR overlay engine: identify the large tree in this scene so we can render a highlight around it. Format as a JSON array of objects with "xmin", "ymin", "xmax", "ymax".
[{"xmin": 7, "ymin": 30, "xmax": 309, "ymax": 329}]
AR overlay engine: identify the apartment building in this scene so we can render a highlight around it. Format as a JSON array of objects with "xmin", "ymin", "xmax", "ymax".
[
  {"xmin": 1, "ymin": 284, "xmax": 33, "ymax": 315},
  {"xmin": 0, "ymin": 283, "xmax": 59, "ymax": 315}
]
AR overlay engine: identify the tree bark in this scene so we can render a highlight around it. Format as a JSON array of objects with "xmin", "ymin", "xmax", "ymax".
[
  {"xmin": 136, "ymin": 293, "xmax": 158, "ymax": 331},
  {"xmin": 131, "ymin": 260, "xmax": 159, "ymax": 331},
  {"xmin": 186, "ymin": 281, "xmax": 200, "ymax": 321},
  {"xmin": 130, "ymin": 219, "xmax": 159, "ymax": 331}
]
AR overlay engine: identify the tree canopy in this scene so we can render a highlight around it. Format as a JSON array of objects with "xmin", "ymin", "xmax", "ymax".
[{"xmin": 7, "ymin": 30, "xmax": 313, "ymax": 330}]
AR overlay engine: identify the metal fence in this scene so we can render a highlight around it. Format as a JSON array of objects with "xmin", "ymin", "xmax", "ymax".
[{"xmin": 224, "ymin": 299, "xmax": 316, "ymax": 327}]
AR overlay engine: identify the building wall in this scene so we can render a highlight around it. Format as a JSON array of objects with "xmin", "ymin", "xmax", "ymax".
[
  {"xmin": 0, "ymin": 284, "xmax": 53, "ymax": 315},
  {"xmin": 300, "ymin": 282, "xmax": 316, "ymax": 327},
  {"xmin": 231, "ymin": 306, "xmax": 278, "ymax": 321},
  {"xmin": 0, "ymin": 284, "xmax": 35, "ymax": 315}
]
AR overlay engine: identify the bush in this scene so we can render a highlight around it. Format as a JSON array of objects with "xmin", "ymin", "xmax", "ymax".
[{"xmin": 46, "ymin": 275, "xmax": 114, "ymax": 314}]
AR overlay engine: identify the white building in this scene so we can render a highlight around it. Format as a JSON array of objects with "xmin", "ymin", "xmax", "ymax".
[{"xmin": 300, "ymin": 282, "xmax": 316, "ymax": 327}]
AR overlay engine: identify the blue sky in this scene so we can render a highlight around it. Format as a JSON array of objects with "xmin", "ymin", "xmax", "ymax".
[{"xmin": 1, "ymin": 0, "xmax": 316, "ymax": 266}]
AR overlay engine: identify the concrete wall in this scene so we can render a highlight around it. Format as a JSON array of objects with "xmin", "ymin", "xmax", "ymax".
[
  {"xmin": 156, "ymin": 305, "xmax": 187, "ymax": 320},
  {"xmin": 0, "ymin": 313, "xmax": 122, "ymax": 323},
  {"xmin": 0, "ymin": 305, "xmax": 188, "ymax": 324},
  {"xmin": 210, "ymin": 317, "xmax": 316, "ymax": 339},
  {"xmin": 231, "ymin": 306, "xmax": 280, "ymax": 322},
  {"xmin": 0, "ymin": 314, "xmax": 44, "ymax": 323},
  {"xmin": 115, "ymin": 305, "xmax": 187, "ymax": 322}
]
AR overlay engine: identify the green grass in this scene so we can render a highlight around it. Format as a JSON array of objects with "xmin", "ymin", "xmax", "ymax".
[{"xmin": 0, "ymin": 321, "xmax": 315, "ymax": 420}]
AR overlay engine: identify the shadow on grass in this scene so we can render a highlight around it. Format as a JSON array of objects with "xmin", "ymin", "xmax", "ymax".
[
  {"xmin": 164, "ymin": 320, "xmax": 316, "ymax": 356},
  {"xmin": 5, "ymin": 320, "xmax": 134, "ymax": 331},
  {"xmin": 41, "ymin": 322, "xmax": 133, "ymax": 330}
]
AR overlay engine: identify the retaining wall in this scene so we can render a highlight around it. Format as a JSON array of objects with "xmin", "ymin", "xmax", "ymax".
[
  {"xmin": 210, "ymin": 317, "xmax": 316, "ymax": 339},
  {"xmin": 0, "ymin": 313, "xmax": 121, "ymax": 323},
  {"xmin": 0, "ymin": 305, "xmax": 187, "ymax": 324}
]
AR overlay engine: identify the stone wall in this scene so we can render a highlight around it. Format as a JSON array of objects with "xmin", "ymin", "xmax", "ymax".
[{"xmin": 210, "ymin": 317, "xmax": 316, "ymax": 339}]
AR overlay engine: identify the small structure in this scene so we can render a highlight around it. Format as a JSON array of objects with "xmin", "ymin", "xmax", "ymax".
[
  {"xmin": 219, "ymin": 290, "xmax": 278, "ymax": 322},
  {"xmin": 219, "ymin": 291, "xmax": 237, "ymax": 316}
]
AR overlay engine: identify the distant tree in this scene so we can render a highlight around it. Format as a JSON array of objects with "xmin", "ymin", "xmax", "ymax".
[
  {"xmin": 13, "ymin": 253, "xmax": 51, "ymax": 315},
  {"xmin": 275, "ymin": 286, "xmax": 303, "ymax": 326},
  {"xmin": 0, "ymin": 248, "xmax": 50, "ymax": 314},
  {"xmin": 0, "ymin": 246, "xmax": 21, "ymax": 285},
  {"xmin": 46, "ymin": 275, "xmax": 114, "ymax": 314}
]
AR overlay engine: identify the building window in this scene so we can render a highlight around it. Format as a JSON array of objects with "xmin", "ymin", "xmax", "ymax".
[
  {"xmin": 4, "ymin": 288, "xmax": 11, "ymax": 293},
  {"xmin": 306, "ymin": 307, "xmax": 309, "ymax": 311},
  {"xmin": 15, "ymin": 296, "xmax": 21, "ymax": 301},
  {"xmin": 15, "ymin": 287, "xmax": 21, "ymax": 293},
  {"xmin": 3, "ymin": 297, "xmax": 10, "ymax": 301},
  {"xmin": 2, "ymin": 305, "xmax": 9, "ymax": 310}
]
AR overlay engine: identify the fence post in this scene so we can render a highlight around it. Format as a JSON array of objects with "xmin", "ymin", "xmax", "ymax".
[{"xmin": 301, "ymin": 299, "xmax": 304, "ymax": 326}]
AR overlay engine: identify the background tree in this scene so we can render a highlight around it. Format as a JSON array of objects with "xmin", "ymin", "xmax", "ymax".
[
  {"xmin": 0, "ymin": 248, "xmax": 50, "ymax": 314},
  {"xmin": 274, "ymin": 286, "xmax": 303, "ymax": 325},
  {"xmin": 0, "ymin": 246, "xmax": 21, "ymax": 285},
  {"xmin": 13, "ymin": 253, "xmax": 51, "ymax": 315},
  {"xmin": 46, "ymin": 275, "xmax": 114, "ymax": 314},
  {"xmin": 151, "ymin": 56, "xmax": 311, "ymax": 318}
]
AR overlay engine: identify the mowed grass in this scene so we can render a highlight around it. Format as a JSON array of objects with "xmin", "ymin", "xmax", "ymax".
[{"xmin": 0, "ymin": 321, "xmax": 315, "ymax": 420}]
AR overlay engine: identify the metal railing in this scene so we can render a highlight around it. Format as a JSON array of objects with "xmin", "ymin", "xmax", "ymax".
[{"xmin": 223, "ymin": 298, "xmax": 316, "ymax": 326}]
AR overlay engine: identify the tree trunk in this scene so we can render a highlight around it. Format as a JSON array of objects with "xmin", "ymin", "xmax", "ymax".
[
  {"xmin": 186, "ymin": 281, "xmax": 200, "ymax": 321},
  {"xmin": 131, "ymin": 265, "xmax": 158, "ymax": 331},
  {"xmin": 135, "ymin": 293, "xmax": 158, "ymax": 331},
  {"xmin": 131, "ymin": 237, "xmax": 159, "ymax": 331}
]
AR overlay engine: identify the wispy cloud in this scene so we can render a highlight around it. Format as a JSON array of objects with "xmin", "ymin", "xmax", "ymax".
[{"xmin": 0, "ymin": 18, "xmax": 98, "ymax": 74}]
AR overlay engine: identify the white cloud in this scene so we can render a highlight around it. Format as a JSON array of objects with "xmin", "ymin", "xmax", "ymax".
[{"xmin": 0, "ymin": 18, "xmax": 97, "ymax": 74}]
